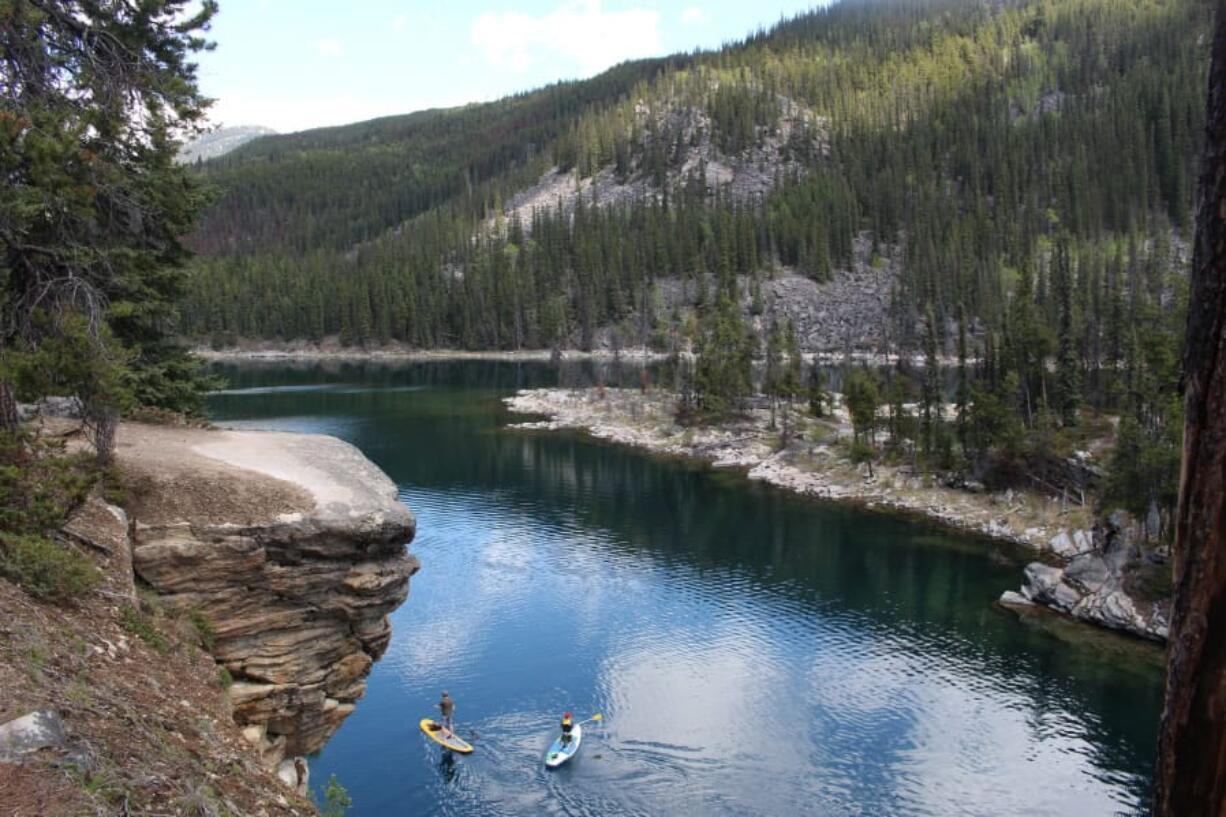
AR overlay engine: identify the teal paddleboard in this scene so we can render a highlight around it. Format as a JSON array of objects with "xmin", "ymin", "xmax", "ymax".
[{"xmin": 545, "ymin": 723, "xmax": 582, "ymax": 768}]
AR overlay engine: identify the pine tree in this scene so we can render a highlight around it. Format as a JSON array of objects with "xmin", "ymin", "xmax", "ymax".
[
  {"xmin": 764, "ymin": 320, "xmax": 784, "ymax": 430},
  {"xmin": 844, "ymin": 369, "xmax": 881, "ymax": 476},
  {"xmin": 920, "ymin": 303, "xmax": 943, "ymax": 460},
  {"xmin": 1, "ymin": 0, "xmax": 219, "ymax": 454},
  {"xmin": 807, "ymin": 360, "xmax": 828, "ymax": 418},
  {"xmin": 1053, "ymin": 237, "xmax": 1082, "ymax": 426},
  {"xmin": 955, "ymin": 303, "xmax": 970, "ymax": 452}
]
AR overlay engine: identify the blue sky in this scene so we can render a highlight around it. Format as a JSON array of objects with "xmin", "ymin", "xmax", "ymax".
[{"xmin": 197, "ymin": 0, "xmax": 825, "ymax": 133}]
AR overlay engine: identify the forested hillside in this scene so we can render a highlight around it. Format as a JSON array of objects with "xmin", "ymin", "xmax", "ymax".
[
  {"xmin": 189, "ymin": 56, "xmax": 691, "ymax": 256},
  {"xmin": 184, "ymin": 0, "xmax": 1208, "ymax": 527},
  {"xmin": 187, "ymin": 0, "xmax": 1203, "ymax": 347}
]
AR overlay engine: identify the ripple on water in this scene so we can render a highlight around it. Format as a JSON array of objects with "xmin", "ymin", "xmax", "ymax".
[{"xmin": 206, "ymin": 364, "xmax": 1161, "ymax": 817}]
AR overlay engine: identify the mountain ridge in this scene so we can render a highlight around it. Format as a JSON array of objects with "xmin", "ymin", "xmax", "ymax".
[{"xmin": 178, "ymin": 124, "xmax": 276, "ymax": 164}]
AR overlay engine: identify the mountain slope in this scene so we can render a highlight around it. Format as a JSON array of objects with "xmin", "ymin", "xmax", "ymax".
[
  {"xmin": 184, "ymin": 0, "xmax": 1205, "ymax": 355},
  {"xmin": 178, "ymin": 125, "xmax": 276, "ymax": 164},
  {"xmin": 190, "ymin": 56, "xmax": 691, "ymax": 256}
]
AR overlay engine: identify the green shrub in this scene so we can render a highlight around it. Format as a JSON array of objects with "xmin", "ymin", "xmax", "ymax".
[
  {"xmin": 320, "ymin": 774, "xmax": 352, "ymax": 817},
  {"xmin": 189, "ymin": 608, "xmax": 216, "ymax": 651},
  {"xmin": 0, "ymin": 432, "xmax": 99, "ymax": 535},
  {"xmin": 217, "ymin": 666, "xmax": 233, "ymax": 689},
  {"xmin": 0, "ymin": 533, "xmax": 100, "ymax": 601},
  {"xmin": 120, "ymin": 605, "xmax": 169, "ymax": 654}
]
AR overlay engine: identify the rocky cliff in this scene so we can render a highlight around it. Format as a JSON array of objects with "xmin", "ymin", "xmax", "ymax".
[{"xmin": 115, "ymin": 423, "xmax": 418, "ymax": 767}]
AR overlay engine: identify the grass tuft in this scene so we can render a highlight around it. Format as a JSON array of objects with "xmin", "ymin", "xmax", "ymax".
[
  {"xmin": 120, "ymin": 605, "xmax": 170, "ymax": 654},
  {"xmin": 189, "ymin": 608, "xmax": 216, "ymax": 652}
]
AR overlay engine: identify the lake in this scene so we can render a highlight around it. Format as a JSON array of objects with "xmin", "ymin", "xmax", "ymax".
[{"xmin": 206, "ymin": 360, "xmax": 1163, "ymax": 817}]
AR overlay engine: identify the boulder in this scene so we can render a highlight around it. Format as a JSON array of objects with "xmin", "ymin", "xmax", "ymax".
[
  {"xmin": 998, "ymin": 590, "xmax": 1034, "ymax": 607},
  {"xmin": 1022, "ymin": 563, "xmax": 1064, "ymax": 602},
  {"xmin": 1063, "ymin": 553, "xmax": 1112, "ymax": 595},
  {"xmin": 1097, "ymin": 591, "xmax": 1142, "ymax": 632},
  {"xmin": 0, "ymin": 710, "xmax": 69, "ymax": 762},
  {"xmin": 63, "ymin": 495, "xmax": 129, "ymax": 555},
  {"xmin": 1071, "ymin": 529, "xmax": 1094, "ymax": 554},
  {"xmin": 1048, "ymin": 531, "xmax": 1076, "ymax": 557},
  {"xmin": 1050, "ymin": 581, "xmax": 1084, "ymax": 610},
  {"xmin": 1009, "ymin": 530, "xmax": 1169, "ymax": 641}
]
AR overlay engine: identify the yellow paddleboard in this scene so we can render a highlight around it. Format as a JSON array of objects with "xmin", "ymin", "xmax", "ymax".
[{"xmin": 419, "ymin": 718, "xmax": 474, "ymax": 753}]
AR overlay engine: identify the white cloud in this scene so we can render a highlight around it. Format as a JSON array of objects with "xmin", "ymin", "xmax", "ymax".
[
  {"xmin": 392, "ymin": 13, "xmax": 409, "ymax": 32},
  {"xmin": 471, "ymin": 0, "xmax": 661, "ymax": 76},
  {"xmin": 681, "ymin": 6, "xmax": 707, "ymax": 25},
  {"xmin": 315, "ymin": 37, "xmax": 344, "ymax": 58}
]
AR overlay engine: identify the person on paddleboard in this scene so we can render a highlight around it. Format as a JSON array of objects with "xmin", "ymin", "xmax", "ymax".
[
  {"xmin": 560, "ymin": 712, "xmax": 574, "ymax": 745},
  {"xmin": 438, "ymin": 691, "xmax": 455, "ymax": 731}
]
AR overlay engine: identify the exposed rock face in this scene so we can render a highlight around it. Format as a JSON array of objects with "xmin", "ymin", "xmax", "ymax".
[
  {"xmin": 177, "ymin": 124, "xmax": 276, "ymax": 163},
  {"xmin": 1004, "ymin": 516, "xmax": 1169, "ymax": 641},
  {"xmin": 500, "ymin": 94, "xmax": 826, "ymax": 232},
  {"xmin": 62, "ymin": 493, "xmax": 136, "ymax": 602},
  {"xmin": 116, "ymin": 424, "xmax": 417, "ymax": 765},
  {"xmin": 756, "ymin": 256, "xmax": 896, "ymax": 353},
  {"xmin": 590, "ymin": 235, "xmax": 897, "ymax": 354}
]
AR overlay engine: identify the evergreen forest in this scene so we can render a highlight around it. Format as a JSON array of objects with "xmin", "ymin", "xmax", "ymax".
[{"xmin": 183, "ymin": 0, "xmax": 1208, "ymax": 530}]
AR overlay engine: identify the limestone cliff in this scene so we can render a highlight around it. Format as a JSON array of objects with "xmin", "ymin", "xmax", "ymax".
[{"xmin": 115, "ymin": 423, "xmax": 418, "ymax": 766}]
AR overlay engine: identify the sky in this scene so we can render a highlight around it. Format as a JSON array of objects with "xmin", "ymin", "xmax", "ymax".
[{"xmin": 196, "ymin": 0, "xmax": 826, "ymax": 134}]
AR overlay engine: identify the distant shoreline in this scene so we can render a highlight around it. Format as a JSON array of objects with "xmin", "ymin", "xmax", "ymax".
[
  {"xmin": 501, "ymin": 386, "xmax": 1080, "ymax": 554},
  {"xmin": 193, "ymin": 343, "xmax": 959, "ymax": 367},
  {"xmin": 192, "ymin": 345, "xmax": 667, "ymax": 363}
]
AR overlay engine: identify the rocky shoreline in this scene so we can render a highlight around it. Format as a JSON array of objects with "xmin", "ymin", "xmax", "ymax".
[
  {"xmin": 192, "ymin": 343, "xmax": 667, "ymax": 363},
  {"xmin": 504, "ymin": 387, "xmax": 1169, "ymax": 641},
  {"xmin": 192, "ymin": 340, "xmax": 960, "ymax": 368}
]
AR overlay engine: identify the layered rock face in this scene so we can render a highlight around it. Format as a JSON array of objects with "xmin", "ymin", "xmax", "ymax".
[{"xmin": 116, "ymin": 424, "xmax": 417, "ymax": 765}]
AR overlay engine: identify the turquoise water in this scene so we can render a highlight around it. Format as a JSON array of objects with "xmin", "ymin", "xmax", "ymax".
[{"xmin": 206, "ymin": 361, "xmax": 1163, "ymax": 817}]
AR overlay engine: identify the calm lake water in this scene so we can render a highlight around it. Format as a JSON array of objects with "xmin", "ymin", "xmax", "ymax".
[{"xmin": 206, "ymin": 360, "xmax": 1163, "ymax": 817}]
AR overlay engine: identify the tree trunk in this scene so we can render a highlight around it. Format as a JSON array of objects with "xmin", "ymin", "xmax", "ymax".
[
  {"xmin": 1153, "ymin": 10, "xmax": 1226, "ymax": 815},
  {"xmin": 0, "ymin": 379, "xmax": 17, "ymax": 435}
]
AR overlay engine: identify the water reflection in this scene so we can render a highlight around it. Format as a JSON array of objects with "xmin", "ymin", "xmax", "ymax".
[{"xmin": 208, "ymin": 361, "xmax": 1161, "ymax": 817}]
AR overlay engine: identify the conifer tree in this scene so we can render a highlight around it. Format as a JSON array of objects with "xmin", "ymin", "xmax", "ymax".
[
  {"xmin": 955, "ymin": 303, "xmax": 970, "ymax": 452},
  {"xmin": 1053, "ymin": 237, "xmax": 1082, "ymax": 426},
  {"xmin": 1, "ymin": 0, "xmax": 219, "ymax": 456},
  {"xmin": 920, "ymin": 303, "xmax": 943, "ymax": 460}
]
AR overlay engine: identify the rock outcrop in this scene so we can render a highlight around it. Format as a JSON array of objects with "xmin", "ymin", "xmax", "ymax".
[
  {"xmin": 62, "ymin": 492, "xmax": 137, "ymax": 603},
  {"xmin": 1000, "ymin": 515, "xmax": 1170, "ymax": 641},
  {"xmin": 2, "ymin": 483, "xmax": 322, "ymax": 814},
  {"xmin": 114, "ymin": 423, "xmax": 418, "ymax": 766}
]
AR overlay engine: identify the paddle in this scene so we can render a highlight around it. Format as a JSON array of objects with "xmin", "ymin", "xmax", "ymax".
[{"xmin": 578, "ymin": 713, "xmax": 603, "ymax": 726}]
